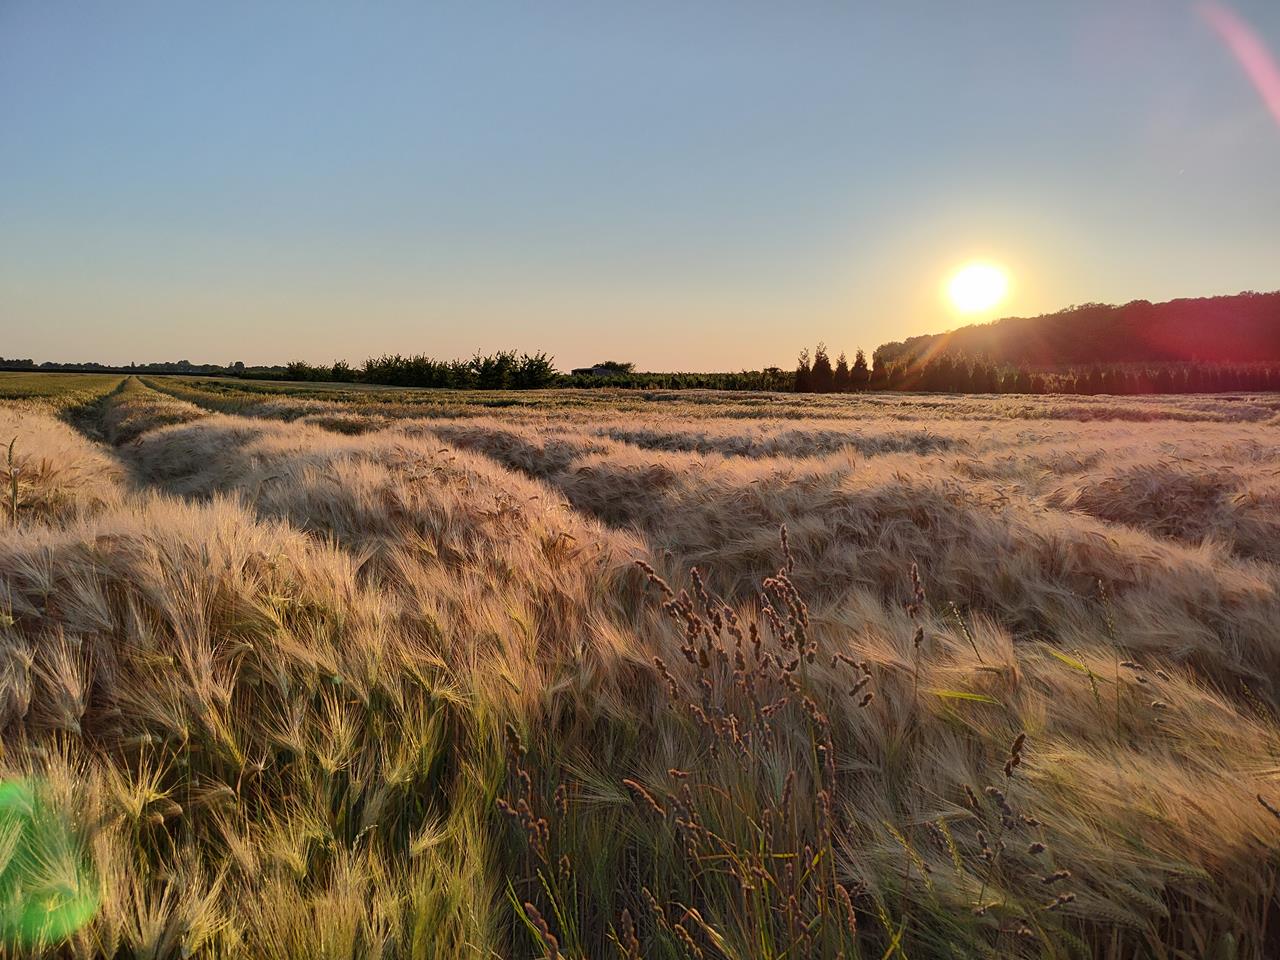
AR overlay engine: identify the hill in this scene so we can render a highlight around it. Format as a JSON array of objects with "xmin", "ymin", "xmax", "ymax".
[{"xmin": 874, "ymin": 290, "xmax": 1280, "ymax": 369}]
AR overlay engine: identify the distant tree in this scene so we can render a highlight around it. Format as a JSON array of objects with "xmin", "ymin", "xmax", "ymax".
[
  {"xmin": 285, "ymin": 360, "xmax": 321, "ymax": 381},
  {"xmin": 795, "ymin": 348, "xmax": 811, "ymax": 392},
  {"xmin": 923, "ymin": 356, "xmax": 954, "ymax": 392},
  {"xmin": 886, "ymin": 363, "xmax": 906, "ymax": 391},
  {"xmin": 1083, "ymin": 367, "xmax": 1103, "ymax": 395},
  {"xmin": 916, "ymin": 358, "xmax": 936, "ymax": 392},
  {"xmin": 591, "ymin": 360, "xmax": 635, "ymax": 373},
  {"xmin": 851, "ymin": 349, "xmax": 870, "ymax": 391},
  {"xmin": 758, "ymin": 366, "xmax": 792, "ymax": 391},
  {"xmin": 511, "ymin": 352, "xmax": 557, "ymax": 388},
  {"xmin": 833, "ymin": 352, "xmax": 851, "ymax": 392},
  {"xmin": 978, "ymin": 362, "xmax": 999, "ymax": 394},
  {"xmin": 472, "ymin": 350, "xmax": 517, "ymax": 389},
  {"xmin": 811, "ymin": 343, "xmax": 834, "ymax": 393},
  {"xmin": 868, "ymin": 357, "xmax": 888, "ymax": 391}
]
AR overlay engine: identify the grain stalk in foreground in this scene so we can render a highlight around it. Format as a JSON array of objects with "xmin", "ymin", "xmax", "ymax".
[{"xmin": 7, "ymin": 436, "xmax": 17, "ymax": 525}]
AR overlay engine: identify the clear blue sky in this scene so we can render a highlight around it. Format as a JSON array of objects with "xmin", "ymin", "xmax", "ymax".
[{"xmin": 3, "ymin": 1, "xmax": 1278, "ymax": 369}]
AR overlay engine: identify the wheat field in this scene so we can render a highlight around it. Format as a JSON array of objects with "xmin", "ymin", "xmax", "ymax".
[{"xmin": 1, "ymin": 373, "xmax": 1279, "ymax": 958}]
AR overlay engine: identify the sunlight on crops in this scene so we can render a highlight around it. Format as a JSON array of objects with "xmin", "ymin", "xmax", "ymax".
[{"xmin": 1, "ymin": 373, "xmax": 1278, "ymax": 957}]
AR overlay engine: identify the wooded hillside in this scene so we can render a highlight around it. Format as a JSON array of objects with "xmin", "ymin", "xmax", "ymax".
[{"xmin": 875, "ymin": 291, "xmax": 1280, "ymax": 368}]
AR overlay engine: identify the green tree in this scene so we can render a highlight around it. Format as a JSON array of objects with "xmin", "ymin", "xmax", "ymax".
[
  {"xmin": 794, "ymin": 348, "xmax": 812, "ymax": 393},
  {"xmin": 851, "ymin": 349, "xmax": 870, "ymax": 391},
  {"xmin": 811, "ymin": 343, "xmax": 834, "ymax": 393},
  {"xmin": 833, "ymin": 352, "xmax": 851, "ymax": 392}
]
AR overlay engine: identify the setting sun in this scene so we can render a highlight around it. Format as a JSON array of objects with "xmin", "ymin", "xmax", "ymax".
[{"xmin": 947, "ymin": 262, "xmax": 1010, "ymax": 314}]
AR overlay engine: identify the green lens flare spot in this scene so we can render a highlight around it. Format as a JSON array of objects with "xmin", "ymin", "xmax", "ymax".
[{"xmin": 0, "ymin": 779, "xmax": 98, "ymax": 948}]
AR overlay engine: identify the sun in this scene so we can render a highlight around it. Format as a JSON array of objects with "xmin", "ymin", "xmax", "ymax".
[{"xmin": 947, "ymin": 262, "xmax": 1009, "ymax": 314}]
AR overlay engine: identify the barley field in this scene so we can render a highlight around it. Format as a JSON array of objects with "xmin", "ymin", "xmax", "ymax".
[
  {"xmin": 0, "ymin": 373, "xmax": 125, "ymax": 405},
  {"xmin": 2, "ymin": 373, "xmax": 1279, "ymax": 958}
]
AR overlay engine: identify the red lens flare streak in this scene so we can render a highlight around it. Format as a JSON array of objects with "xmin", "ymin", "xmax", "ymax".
[{"xmin": 1200, "ymin": 2, "xmax": 1280, "ymax": 128}]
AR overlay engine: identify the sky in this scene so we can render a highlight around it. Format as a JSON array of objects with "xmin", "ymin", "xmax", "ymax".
[{"xmin": 2, "ymin": 1, "xmax": 1279, "ymax": 371}]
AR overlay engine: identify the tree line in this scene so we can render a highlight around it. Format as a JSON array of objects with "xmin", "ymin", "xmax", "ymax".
[
  {"xmin": 0, "ymin": 357, "xmax": 239, "ymax": 376},
  {"xmin": 0, "ymin": 352, "xmax": 790, "ymax": 392},
  {"xmin": 565, "ymin": 368, "xmax": 794, "ymax": 391},
  {"xmin": 279, "ymin": 355, "xmax": 796, "ymax": 391},
  {"xmin": 793, "ymin": 345, "xmax": 871, "ymax": 392},
  {"xmin": 876, "ymin": 290, "xmax": 1280, "ymax": 368},
  {"xmin": 10, "ymin": 336, "xmax": 1280, "ymax": 396},
  {"xmin": 282, "ymin": 351, "xmax": 558, "ymax": 389},
  {"xmin": 794, "ymin": 343, "xmax": 1280, "ymax": 394}
]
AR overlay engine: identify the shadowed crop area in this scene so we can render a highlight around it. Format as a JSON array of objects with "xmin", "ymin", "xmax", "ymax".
[{"xmin": 1, "ymin": 374, "xmax": 1279, "ymax": 959}]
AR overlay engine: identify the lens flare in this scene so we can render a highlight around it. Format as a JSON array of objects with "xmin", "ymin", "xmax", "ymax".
[
  {"xmin": 0, "ymin": 780, "xmax": 98, "ymax": 948},
  {"xmin": 1201, "ymin": 3, "xmax": 1280, "ymax": 129}
]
